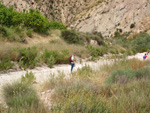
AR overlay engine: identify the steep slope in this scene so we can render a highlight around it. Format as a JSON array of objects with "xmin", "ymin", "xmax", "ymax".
[{"xmin": 71, "ymin": 0, "xmax": 150, "ymax": 37}]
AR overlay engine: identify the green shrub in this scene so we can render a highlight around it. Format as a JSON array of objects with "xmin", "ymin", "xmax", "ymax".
[
  {"xmin": 0, "ymin": 56, "xmax": 14, "ymax": 71},
  {"xmin": 46, "ymin": 56, "xmax": 56, "ymax": 68},
  {"xmin": 18, "ymin": 47, "xmax": 40, "ymax": 69},
  {"xmin": 73, "ymin": 65, "xmax": 94, "ymax": 79},
  {"xmin": 61, "ymin": 30, "xmax": 105, "ymax": 45},
  {"xmin": 124, "ymin": 49, "xmax": 136, "ymax": 55},
  {"xmin": 0, "ymin": 3, "xmax": 67, "ymax": 36},
  {"xmin": 12, "ymin": 11, "xmax": 24, "ymax": 25},
  {"xmin": 86, "ymin": 45, "xmax": 107, "ymax": 57},
  {"xmin": 26, "ymin": 29, "xmax": 33, "ymax": 37},
  {"xmin": 120, "ymin": 49, "xmax": 126, "ymax": 54},
  {"xmin": 106, "ymin": 80, "xmax": 150, "ymax": 113},
  {"xmin": 0, "ymin": 3, "xmax": 61, "ymax": 34},
  {"xmin": 84, "ymin": 32, "xmax": 104, "ymax": 45},
  {"xmin": 49, "ymin": 21, "xmax": 66, "ymax": 30},
  {"xmin": 0, "ymin": 25, "xmax": 26, "ymax": 42},
  {"xmin": 21, "ymin": 71, "xmax": 36, "ymax": 85},
  {"xmin": 51, "ymin": 90, "xmax": 110, "ymax": 113},
  {"xmin": 109, "ymin": 48, "xmax": 119, "ymax": 54},
  {"xmin": 130, "ymin": 23, "xmax": 135, "ymax": 29},
  {"xmin": 113, "ymin": 33, "xmax": 150, "ymax": 53},
  {"xmin": 135, "ymin": 66, "xmax": 150, "ymax": 78},
  {"xmin": 4, "ymin": 82, "xmax": 38, "ymax": 108},
  {"xmin": 106, "ymin": 66, "xmax": 150, "ymax": 84},
  {"xmin": 49, "ymin": 69, "xmax": 110, "ymax": 113},
  {"xmin": 132, "ymin": 33, "xmax": 150, "ymax": 52},
  {"xmin": 0, "ymin": 3, "xmax": 49, "ymax": 32},
  {"xmin": 42, "ymin": 49, "xmax": 69, "ymax": 67},
  {"xmin": 42, "ymin": 50, "xmax": 57, "ymax": 67},
  {"xmin": 3, "ymin": 81, "xmax": 47, "ymax": 113},
  {"xmin": 0, "ymin": 4, "xmax": 14, "ymax": 26},
  {"xmin": 24, "ymin": 9, "xmax": 50, "ymax": 33},
  {"xmin": 61, "ymin": 30, "xmax": 83, "ymax": 44},
  {"xmin": 45, "ymin": 72, "xmax": 67, "ymax": 90},
  {"xmin": 0, "ymin": 25, "xmax": 16, "ymax": 41},
  {"xmin": 0, "ymin": 25, "xmax": 7, "ymax": 37},
  {"xmin": 114, "ymin": 31, "xmax": 122, "ymax": 39},
  {"xmin": 54, "ymin": 80, "xmax": 93, "ymax": 96},
  {"xmin": 58, "ymin": 49, "xmax": 69, "ymax": 64}
]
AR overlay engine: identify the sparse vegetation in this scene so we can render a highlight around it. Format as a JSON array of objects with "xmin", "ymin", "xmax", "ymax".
[
  {"xmin": 21, "ymin": 71, "xmax": 36, "ymax": 85},
  {"xmin": 1, "ymin": 57, "xmax": 150, "ymax": 113},
  {"xmin": 18, "ymin": 47, "xmax": 40, "ymax": 69},
  {"xmin": 43, "ymin": 59, "xmax": 150, "ymax": 113},
  {"xmin": 0, "ymin": 56, "xmax": 14, "ymax": 71},
  {"xmin": 51, "ymin": 90, "xmax": 110, "ymax": 113},
  {"xmin": 131, "ymin": 33, "xmax": 150, "ymax": 52},
  {"xmin": 49, "ymin": 21, "xmax": 67, "ymax": 30},
  {"xmin": 0, "ymin": 25, "xmax": 26, "ymax": 42},
  {"xmin": 0, "ymin": 37, "xmax": 89, "ymax": 71},
  {"xmin": 26, "ymin": 29, "xmax": 33, "ymax": 37},
  {"xmin": 61, "ymin": 29, "xmax": 104, "ymax": 45},
  {"xmin": 42, "ymin": 49, "xmax": 69, "ymax": 65},
  {"xmin": 106, "ymin": 66, "xmax": 150, "ymax": 84},
  {"xmin": 130, "ymin": 23, "xmax": 135, "ymax": 29},
  {"xmin": 0, "ymin": 30, "xmax": 150, "ymax": 71},
  {"xmin": 3, "ymin": 72, "xmax": 47, "ymax": 113},
  {"xmin": 86, "ymin": 45, "xmax": 107, "ymax": 60},
  {"xmin": 61, "ymin": 29, "xmax": 83, "ymax": 44},
  {"xmin": 111, "ymin": 32, "xmax": 150, "ymax": 55}
]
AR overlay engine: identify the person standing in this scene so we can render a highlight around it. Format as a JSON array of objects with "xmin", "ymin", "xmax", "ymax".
[{"xmin": 69, "ymin": 53, "xmax": 76, "ymax": 72}]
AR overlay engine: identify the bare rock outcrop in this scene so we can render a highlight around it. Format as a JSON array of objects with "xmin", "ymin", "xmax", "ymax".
[{"xmin": 71, "ymin": 0, "xmax": 150, "ymax": 37}]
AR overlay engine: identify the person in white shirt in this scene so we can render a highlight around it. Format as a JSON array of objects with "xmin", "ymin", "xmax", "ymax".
[{"xmin": 70, "ymin": 53, "xmax": 76, "ymax": 72}]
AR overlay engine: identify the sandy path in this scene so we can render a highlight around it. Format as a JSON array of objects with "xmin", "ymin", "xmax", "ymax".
[
  {"xmin": 0, "ymin": 53, "xmax": 145, "ymax": 86},
  {"xmin": 0, "ymin": 59, "xmax": 111, "ymax": 85}
]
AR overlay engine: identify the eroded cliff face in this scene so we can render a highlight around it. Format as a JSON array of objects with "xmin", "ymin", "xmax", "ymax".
[
  {"xmin": 71, "ymin": 0, "xmax": 150, "ymax": 37},
  {"xmin": 2, "ymin": 0, "xmax": 150, "ymax": 37}
]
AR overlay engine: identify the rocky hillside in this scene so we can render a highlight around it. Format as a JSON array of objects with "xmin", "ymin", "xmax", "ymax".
[
  {"xmin": 71, "ymin": 0, "xmax": 150, "ymax": 37},
  {"xmin": 2, "ymin": 0, "xmax": 150, "ymax": 37}
]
